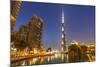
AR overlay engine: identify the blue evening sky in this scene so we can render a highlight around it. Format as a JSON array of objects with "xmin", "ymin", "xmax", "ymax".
[{"xmin": 15, "ymin": 1, "xmax": 95, "ymax": 50}]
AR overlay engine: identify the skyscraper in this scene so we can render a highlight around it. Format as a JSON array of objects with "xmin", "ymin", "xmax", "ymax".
[
  {"xmin": 11, "ymin": 0, "xmax": 21, "ymax": 33},
  {"xmin": 14, "ymin": 14, "xmax": 43, "ymax": 50},
  {"xmin": 11, "ymin": 0, "xmax": 22, "ymax": 43},
  {"xmin": 61, "ymin": 9, "xmax": 66, "ymax": 52},
  {"xmin": 27, "ymin": 14, "xmax": 43, "ymax": 50}
]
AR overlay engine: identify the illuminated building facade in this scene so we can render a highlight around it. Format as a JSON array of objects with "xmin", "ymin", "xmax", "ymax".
[
  {"xmin": 68, "ymin": 41, "xmax": 95, "ymax": 62},
  {"xmin": 68, "ymin": 41, "xmax": 82, "ymax": 62},
  {"xmin": 15, "ymin": 14, "xmax": 43, "ymax": 50},
  {"xmin": 11, "ymin": 1, "xmax": 21, "ymax": 33},
  {"xmin": 27, "ymin": 15, "xmax": 43, "ymax": 50},
  {"xmin": 15, "ymin": 25, "xmax": 28, "ymax": 49},
  {"xmin": 11, "ymin": 0, "xmax": 21, "ymax": 42}
]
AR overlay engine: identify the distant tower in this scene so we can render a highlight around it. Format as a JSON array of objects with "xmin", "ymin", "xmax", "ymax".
[{"xmin": 61, "ymin": 9, "xmax": 66, "ymax": 52}]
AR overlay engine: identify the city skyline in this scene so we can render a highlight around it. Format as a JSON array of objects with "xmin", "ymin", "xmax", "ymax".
[{"xmin": 14, "ymin": 1, "xmax": 95, "ymax": 50}]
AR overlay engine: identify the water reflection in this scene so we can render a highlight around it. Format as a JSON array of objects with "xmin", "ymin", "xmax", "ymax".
[
  {"xmin": 11, "ymin": 53, "xmax": 92, "ymax": 66},
  {"xmin": 21, "ymin": 60, "xmax": 25, "ymax": 66},
  {"xmin": 11, "ymin": 53, "xmax": 68, "ymax": 66},
  {"xmin": 32, "ymin": 58, "xmax": 38, "ymax": 64}
]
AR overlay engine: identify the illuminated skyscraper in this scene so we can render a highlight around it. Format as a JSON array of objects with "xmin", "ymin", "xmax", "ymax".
[
  {"xmin": 11, "ymin": 0, "xmax": 21, "ymax": 33},
  {"xmin": 11, "ymin": 0, "xmax": 21, "ymax": 42},
  {"xmin": 27, "ymin": 15, "xmax": 43, "ymax": 50},
  {"xmin": 14, "ymin": 14, "xmax": 43, "ymax": 50},
  {"xmin": 61, "ymin": 9, "xmax": 66, "ymax": 52}
]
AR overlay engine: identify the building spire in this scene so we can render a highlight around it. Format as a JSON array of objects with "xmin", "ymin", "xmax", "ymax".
[{"xmin": 62, "ymin": 8, "xmax": 64, "ymax": 23}]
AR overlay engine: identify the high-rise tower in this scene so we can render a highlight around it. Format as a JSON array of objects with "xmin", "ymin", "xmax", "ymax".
[
  {"xmin": 11, "ymin": 0, "xmax": 21, "ymax": 43},
  {"xmin": 61, "ymin": 9, "xmax": 66, "ymax": 52},
  {"xmin": 11, "ymin": 0, "xmax": 21, "ymax": 33}
]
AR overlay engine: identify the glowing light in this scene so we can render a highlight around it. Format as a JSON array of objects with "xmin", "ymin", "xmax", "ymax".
[
  {"xmin": 22, "ymin": 61, "xmax": 26, "ymax": 66},
  {"xmin": 62, "ymin": 34, "xmax": 64, "ymax": 38},
  {"xmin": 71, "ymin": 40, "xmax": 79, "ymax": 46},
  {"xmin": 24, "ymin": 52, "xmax": 28, "ymax": 56},
  {"xmin": 11, "ymin": 15, "xmax": 16, "ymax": 22},
  {"xmin": 62, "ymin": 27, "xmax": 64, "ymax": 31},
  {"xmin": 47, "ymin": 57, "xmax": 50, "ymax": 62},
  {"xmin": 34, "ymin": 48, "xmax": 38, "ymax": 54},
  {"xmin": 62, "ymin": 48, "xmax": 64, "ymax": 52},
  {"xmin": 40, "ymin": 58, "xmax": 44, "ymax": 64},
  {"xmin": 32, "ymin": 58, "xmax": 38, "ymax": 64},
  {"xmin": 13, "ymin": 48, "xmax": 17, "ymax": 52},
  {"xmin": 55, "ymin": 54, "xmax": 59, "ymax": 58},
  {"xmin": 62, "ymin": 19, "xmax": 64, "ymax": 23},
  {"xmin": 29, "ymin": 60, "xmax": 32, "ymax": 65},
  {"xmin": 61, "ymin": 54, "xmax": 64, "ymax": 61},
  {"xmin": 61, "ymin": 41, "xmax": 64, "ymax": 44},
  {"xmin": 62, "ymin": 10, "xmax": 64, "ymax": 23},
  {"xmin": 11, "ymin": 48, "xmax": 13, "ymax": 50}
]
